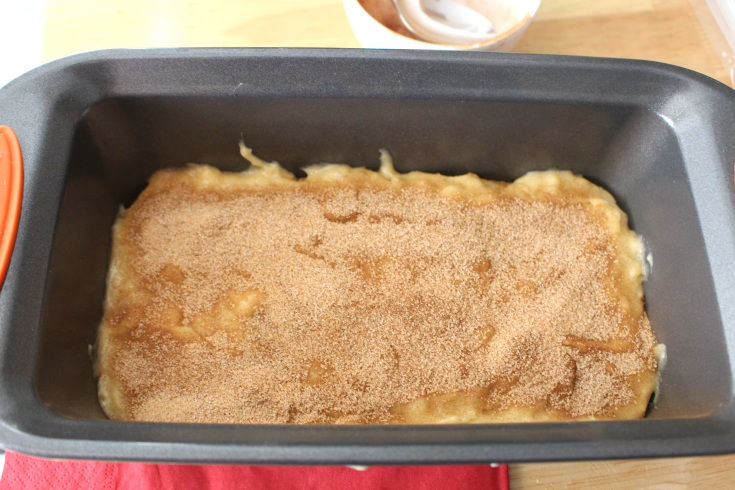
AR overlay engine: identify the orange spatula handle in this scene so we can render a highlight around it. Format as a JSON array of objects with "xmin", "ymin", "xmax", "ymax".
[{"xmin": 0, "ymin": 126, "xmax": 23, "ymax": 289}]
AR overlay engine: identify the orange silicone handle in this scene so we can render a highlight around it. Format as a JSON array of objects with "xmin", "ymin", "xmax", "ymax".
[{"xmin": 0, "ymin": 126, "xmax": 23, "ymax": 290}]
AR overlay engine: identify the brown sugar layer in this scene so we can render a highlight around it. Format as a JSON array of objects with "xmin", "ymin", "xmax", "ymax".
[{"xmin": 94, "ymin": 146, "xmax": 659, "ymax": 424}]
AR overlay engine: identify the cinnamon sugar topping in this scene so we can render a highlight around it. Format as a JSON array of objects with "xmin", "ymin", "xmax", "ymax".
[{"xmin": 95, "ymin": 149, "xmax": 658, "ymax": 424}]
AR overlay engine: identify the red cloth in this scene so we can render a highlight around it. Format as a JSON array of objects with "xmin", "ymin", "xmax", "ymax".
[{"xmin": 0, "ymin": 452, "xmax": 508, "ymax": 490}]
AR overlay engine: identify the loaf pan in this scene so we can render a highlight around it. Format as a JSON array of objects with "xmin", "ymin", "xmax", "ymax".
[{"xmin": 0, "ymin": 48, "xmax": 734, "ymax": 464}]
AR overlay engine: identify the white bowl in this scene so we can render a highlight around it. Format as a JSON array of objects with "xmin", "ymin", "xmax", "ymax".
[{"xmin": 343, "ymin": 0, "xmax": 541, "ymax": 51}]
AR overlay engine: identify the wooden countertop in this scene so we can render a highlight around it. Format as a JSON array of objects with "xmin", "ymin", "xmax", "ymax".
[
  {"xmin": 42, "ymin": 0, "xmax": 732, "ymax": 86},
  {"xmin": 41, "ymin": 0, "xmax": 735, "ymax": 487}
]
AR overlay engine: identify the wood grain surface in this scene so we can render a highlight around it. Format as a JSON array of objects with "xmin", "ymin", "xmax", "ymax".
[
  {"xmin": 515, "ymin": 0, "xmax": 731, "ymax": 85},
  {"xmin": 510, "ymin": 455, "xmax": 735, "ymax": 489},
  {"xmin": 40, "ymin": 0, "xmax": 735, "ymax": 487},
  {"xmin": 42, "ymin": 0, "xmax": 732, "ymax": 86}
]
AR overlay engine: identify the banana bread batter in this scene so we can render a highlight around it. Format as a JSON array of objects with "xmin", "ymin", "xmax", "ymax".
[{"xmin": 95, "ymin": 145, "xmax": 659, "ymax": 424}]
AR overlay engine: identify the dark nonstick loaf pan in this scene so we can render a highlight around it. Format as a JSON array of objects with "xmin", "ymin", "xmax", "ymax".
[{"xmin": 0, "ymin": 48, "xmax": 733, "ymax": 464}]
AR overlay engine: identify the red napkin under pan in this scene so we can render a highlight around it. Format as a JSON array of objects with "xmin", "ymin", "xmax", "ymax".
[{"xmin": 0, "ymin": 452, "xmax": 509, "ymax": 490}]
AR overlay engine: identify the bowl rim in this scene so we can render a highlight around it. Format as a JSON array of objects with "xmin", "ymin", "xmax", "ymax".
[{"xmin": 343, "ymin": 0, "xmax": 540, "ymax": 50}]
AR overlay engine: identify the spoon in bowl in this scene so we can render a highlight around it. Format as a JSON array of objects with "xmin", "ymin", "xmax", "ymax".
[{"xmin": 393, "ymin": 0, "xmax": 496, "ymax": 45}]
